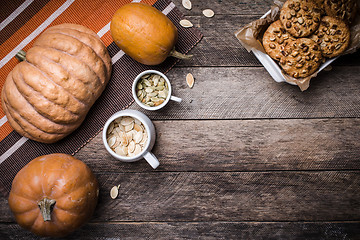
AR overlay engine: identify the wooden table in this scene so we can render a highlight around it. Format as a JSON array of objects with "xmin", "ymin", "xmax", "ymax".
[{"xmin": 1, "ymin": 0, "xmax": 360, "ymax": 239}]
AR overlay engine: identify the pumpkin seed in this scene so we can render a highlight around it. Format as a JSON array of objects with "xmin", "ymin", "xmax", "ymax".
[
  {"xmin": 114, "ymin": 145, "xmax": 127, "ymax": 156},
  {"xmin": 128, "ymin": 141, "xmax": 136, "ymax": 153},
  {"xmin": 133, "ymin": 144, "xmax": 142, "ymax": 155},
  {"xmin": 143, "ymin": 79, "xmax": 152, "ymax": 87},
  {"xmin": 110, "ymin": 186, "xmax": 119, "ymax": 199},
  {"xmin": 146, "ymin": 102, "xmax": 155, "ymax": 107},
  {"xmin": 180, "ymin": 19, "xmax": 193, "ymax": 28},
  {"xmin": 158, "ymin": 91, "xmax": 166, "ymax": 99},
  {"xmin": 134, "ymin": 131, "xmax": 143, "ymax": 143},
  {"xmin": 119, "ymin": 131, "xmax": 128, "ymax": 146},
  {"xmin": 107, "ymin": 122, "xmax": 114, "ymax": 135},
  {"xmin": 145, "ymin": 87, "xmax": 154, "ymax": 93},
  {"xmin": 154, "ymin": 86, "xmax": 164, "ymax": 91},
  {"xmin": 158, "ymin": 80, "xmax": 165, "ymax": 86},
  {"xmin": 124, "ymin": 122, "xmax": 134, "ymax": 132},
  {"xmin": 186, "ymin": 73, "xmax": 195, "ymax": 88},
  {"xmin": 153, "ymin": 75, "xmax": 160, "ymax": 84},
  {"xmin": 151, "ymin": 97, "xmax": 161, "ymax": 102},
  {"xmin": 154, "ymin": 99, "xmax": 164, "ymax": 106},
  {"xmin": 115, "ymin": 123, "xmax": 125, "ymax": 132},
  {"xmin": 107, "ymin": 136, "xmax": 117, "ymax": 148},
  {"xmin": 138, "ymin": 92, "xmax": 144, "ymax": 101},
  {"xmin": 134, "ymin": 118, "xmax": 142, "ymax": 125},
  {"xmin": 137, "ymin": 90, "xmax": 142, "ymax": 97},
  {"xmin": 120, "ymin": 117, "xmax": 134, "ymax": 126},
  {"xmin": 202, "ymin": 9, "xmax": 214, "ymax": 18},
  {"xmin": 126, "ymin": 131, "xmax": 133, "ymax": 142},
  {"xmin": 140, "ymin": 131, "xmax": 148, "ymax": 145},
  {"xmin": 133, "ymin": 123, "xmax": 142, "ymax": 132},
  {"xmin": 182, "ymin": 0, "xmax": 192, "ymax": 10}
]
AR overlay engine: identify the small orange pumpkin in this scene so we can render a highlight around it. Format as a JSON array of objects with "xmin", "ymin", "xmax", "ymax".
[
  {"xmin": 110, "ymin": 3, "xmax": 191, "ymax": 65},
  {"xmin": 8, "ymin": 153, "xmax": 99, "ymax": 237}
]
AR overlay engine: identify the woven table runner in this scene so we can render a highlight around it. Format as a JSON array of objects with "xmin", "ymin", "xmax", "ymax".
[{"xmin": 0, "ymin": 0, "xmax": 203, "ymax": 197}]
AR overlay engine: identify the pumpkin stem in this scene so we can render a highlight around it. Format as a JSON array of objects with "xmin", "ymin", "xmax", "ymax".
[
  {"xmin": 15, "ymin": 50, "xmax": 27, "ymax": 62},
  {"xmin": 169, "ymin": 48, "xmax": 193, "ymax": 60},
  {"xmin": 38, "ymin": 198, "xmax": 56, "ymax": 222}
]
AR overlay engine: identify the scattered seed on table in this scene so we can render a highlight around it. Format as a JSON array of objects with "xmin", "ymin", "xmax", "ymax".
[
  {"xmin": 110, "ymin": 185, "xmax": 119, "ymax": 199},
  {"xmin": 180, "ymin": 19, "xmax": 193, "ymax": 28},
  {"xmin": 186, "ymin": 73, "xmax": 195, "ymax": 88},
  {"xmin": 203, "ymin": 9, "xmax": 215, "ymax": 18},
  {"xmin": 182, "ymin": 0, "xmax": 192, "ymax": 10}
]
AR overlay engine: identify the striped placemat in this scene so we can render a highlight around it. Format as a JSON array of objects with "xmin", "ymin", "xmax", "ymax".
[{"xmin": 0, "ymin": 0, "xmax": 203, "ymax": 197}]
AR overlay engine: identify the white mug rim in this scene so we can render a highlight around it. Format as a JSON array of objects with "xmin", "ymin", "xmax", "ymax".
[
  {"xmin": 132, "ymin": 70, "xmax": 172, "ymax": 111},
  {"xmin": 102, "ymin": 110, "xmax": 152, "ymax": 162}
]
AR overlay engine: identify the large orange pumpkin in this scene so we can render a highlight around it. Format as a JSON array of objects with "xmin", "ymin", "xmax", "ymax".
[
  {"xmin": 8, "ymin": 153, "xmax": 99, "ymax": 237},
  {"xmin": 110, "ymin": 3, "xmax": 191, "ymax": 65},
  {"xmin": 1, "ymin": 23, "xmax": 112, "ymax": 143}
]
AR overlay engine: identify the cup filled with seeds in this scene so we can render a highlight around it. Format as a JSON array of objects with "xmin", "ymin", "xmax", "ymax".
[
  {"xmin": 132, "ymin": 70, "xmax": 182, "ymax": 110},
  {"xmin": 102, "ymin": 109, "xmax": 159, "ymax": 169}
]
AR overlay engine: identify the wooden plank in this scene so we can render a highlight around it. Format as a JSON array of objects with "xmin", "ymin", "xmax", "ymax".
[
  {"xmin": 1, "ymin": 221, "xmax": 359, "ymax": 239},
  {"xmin": 1, "ymin": 171, "xmax": 360, "ymax": 222},
  {"xmin": 172, "ymin": 0, "xmax": 274, "ymax": 15},
  {"xmin": 128, "ymin": 67, "xmax": 360, "ymax": 119},
  {"xmin": 178, "ymin": 15, "xmax": 261, "ymax": 67},
  {"xmin": 74, "ymin": 119, "xmax": 360, "ymax": 172},
  {"xmin": 175, "ymin": 15, "xmax": 360, "ymax": 67}
]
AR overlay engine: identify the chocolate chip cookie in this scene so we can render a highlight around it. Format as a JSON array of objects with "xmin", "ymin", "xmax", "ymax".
[
  {"xmin": 279, "ymin": 38, "xmax": 323, "ymax": 78},
  {"xmin": 325, "ymin": 0, "xmax": 358, "ymax": 25},
  {"xmin": 311, "ymin": 16, "xmax": 350, "ymax": 58},
  {"xmin": 280, "ymin": 0, "xmax": 322, "ymax": 38},
  {"xmin": 262, "ymin": 20, "xmax": 296, "ymax": 61}
]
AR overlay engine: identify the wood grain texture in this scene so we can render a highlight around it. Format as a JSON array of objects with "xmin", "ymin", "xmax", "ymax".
[
  {"xmin": 1, "ymin": 0, "xmax": 359, "ymax": 238},
  {"xmin": 171, "ymin": 10, "xmax": 360, "ymax": 67},
  {"xmin": 1, "ymin": 221, "xmax": 360, "ymax": 240},
  {"xmin": 129, "ymin": 67, "xmax": 360, "ymax": 119},
  {"xmin": 172, "ymin": 0, "xmax": 274, "ymax": 15},
  {"xmin": 1, "ymin": 171, "xmax": 360, "ymax": 222},
  {"xmin": 72, "ymin": 119, "xmax": 360, "ymax": 172}
]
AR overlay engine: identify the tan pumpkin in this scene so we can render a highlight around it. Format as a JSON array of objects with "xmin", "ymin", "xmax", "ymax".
[
  {"xmin": 1, "ymin": 23, "xmax": 112, "ymax": 143},
  {"xmin": 110, "ymin": 3, "xmax": 191, "ymax": 65},
  {"xmin": 8, "ymin": 153, "xmax": 99, "ymax": 237}
]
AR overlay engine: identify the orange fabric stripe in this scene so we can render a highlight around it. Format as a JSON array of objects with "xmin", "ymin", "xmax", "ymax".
[
  {"xmin": 0, "ymin": 0, "xmax": 67, "ymax": 60},
  {"xmin": 0, "ymin": 122, "xmax": 13, "ymax": 142}
]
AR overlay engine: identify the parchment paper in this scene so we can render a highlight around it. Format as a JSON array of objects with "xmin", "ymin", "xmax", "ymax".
[{"xmin": 235, "ymin": 0, "xmax": 360, "ymax": 91}]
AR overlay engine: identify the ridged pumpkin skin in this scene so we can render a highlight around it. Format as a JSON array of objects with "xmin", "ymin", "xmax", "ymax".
[
  {"xmin": 1, "ymin": 24, "xmax": 112, "ymax": 143},
  {"xmin": 110, "ymin": 3, "xmax": 178, "ymax": 65},
  {"xmin": 8, "ymin": 153, "xmax": 99, "ymax": 237}
]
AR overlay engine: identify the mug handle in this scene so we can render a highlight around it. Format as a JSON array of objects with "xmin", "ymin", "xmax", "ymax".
[
  {"xmin": 170, "ymin": 95, "xmax": 182, "ymax": 103},
  {"xmin": 143, "ymin": 151, "xmax": 160, "ymax": 169}
]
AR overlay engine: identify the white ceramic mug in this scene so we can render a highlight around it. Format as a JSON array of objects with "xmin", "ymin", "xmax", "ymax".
[
  {"xmin": 132, "ymin": 70, "xmax": 182, "ymax": 111},
  {"xmin": 102, "ymin": 109, "xmax": 159, "ymax": 169}
]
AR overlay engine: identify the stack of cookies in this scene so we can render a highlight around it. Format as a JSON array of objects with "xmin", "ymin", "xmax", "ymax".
[{"xmin": 262, "ymin": 0, "xmax": 356, "ymax": 78}]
